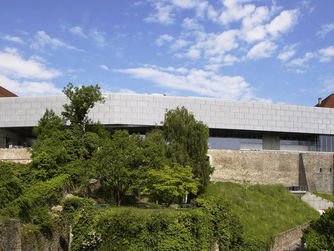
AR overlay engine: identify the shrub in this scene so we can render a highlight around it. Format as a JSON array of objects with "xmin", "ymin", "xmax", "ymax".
[
  {"xmin": 71, "ymin": 195, "xmax": 244, "ymax": 250},
  {"xmin": 302, "ymin": 207, "xmax": 334, "ymax": 249},
  {"xmin": 3, "ymin": 174, "xmax": 70, "ymax": 222},
  {"xmin": 195, "ymin": 194, "xmax": 244, "ymax": 250},
  {"xmin": 0, "ymin": 162, "xmax": 23, "ymax": 209}
]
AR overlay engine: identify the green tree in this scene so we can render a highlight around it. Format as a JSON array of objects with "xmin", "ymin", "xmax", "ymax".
[
  {"xmin": 96, "ymin": 130, "xmax": 144, "ymax": 206},
  {"xmin": 30, "ymin": 84, "xmax": 107, "ymax": 183},
  {"xmin": 31, "ymin": 109, "xmax": 68, "ymax": 168},
  {"xmin": 142, "ymin": 129, "xmax": 167, "ymax": 170},
  {"xmin": 163, "ymin": 106, "xmax": 213, "ymax": 191},
  {"xmin": 302, "ymin": 207, "xmax": 334, "ymax": 249},
  {"xmin": 143, "ymin": 164, "xmax": 199, "ymax": 204},
  {"xmin": 62, "ymin": 83, "xmax": 104, "ymax": 131}
]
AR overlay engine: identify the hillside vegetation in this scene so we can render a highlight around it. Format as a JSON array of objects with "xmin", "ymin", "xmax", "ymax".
[
  {"xmin": 206, "ymin": 182, "xmax": 319, "ymax": 249},
  {"xmin": 313, "ymin": 192, "xmax": 334, "ymax": 203}
]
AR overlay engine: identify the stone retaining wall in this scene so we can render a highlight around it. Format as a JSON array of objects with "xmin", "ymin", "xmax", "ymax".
[
  {"xmin": 209, "ymin": 149, "xmax": 334, "ymax": 194},
  {"xmin": 271, "ymin": 222, "xmax": 309, "ymax": 251},
  {"xmin": 0, "ymin": 148, "xmax": 31, "ymax": 164},
  {"xmin": 0, "ymin": 219, "xmax": 21, "ymax": 251}
]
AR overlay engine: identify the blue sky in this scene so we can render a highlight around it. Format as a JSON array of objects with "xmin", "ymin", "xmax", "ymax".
[{"xmin": 0, "ymin": 0, "xmax": 333, "ymax": 105}]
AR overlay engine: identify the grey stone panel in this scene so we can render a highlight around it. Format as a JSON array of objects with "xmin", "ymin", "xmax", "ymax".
[{"xmin": 1, "ymin": 94, "xmax": 334, "ymax": 135}]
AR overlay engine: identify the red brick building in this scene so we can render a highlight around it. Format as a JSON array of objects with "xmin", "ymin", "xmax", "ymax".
[{"xmin": 0, "ymin": 86, "xmax": 17, "ymax": 97}]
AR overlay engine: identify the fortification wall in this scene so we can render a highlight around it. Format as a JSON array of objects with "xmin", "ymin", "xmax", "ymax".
[{"xmin": 209, "ymin": 149, "xmax": 334, "ymax": 194}]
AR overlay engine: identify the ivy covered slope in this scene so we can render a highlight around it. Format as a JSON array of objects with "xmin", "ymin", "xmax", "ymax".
[{"xmin": 206, "ymin": 182, "xmax": 319, "ymax": 249}]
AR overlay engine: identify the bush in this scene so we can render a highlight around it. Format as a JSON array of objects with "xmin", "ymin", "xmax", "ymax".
[
  {"xmin": 62, "ymin": 196, "xmax": 95, "ymax": 223},
  {"xmin": 302, "ymin": 207, "xmax": 334, "ymax": 249},
  {"xmin": 3, "ymin": 174, "xmax": 70, "ymax": 222},
  {"xmin": 71, "ymin": 195, "xmax": 244, "ymax": 251},
  {"xmin": 0, "ymin": 162, "xmax": 23, "ymax": 210},
  {"xmin": 194, "ymin": 194, "xmax": 244, "ymax": 250}
]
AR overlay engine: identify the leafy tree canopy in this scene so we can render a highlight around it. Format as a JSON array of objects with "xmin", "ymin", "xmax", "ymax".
[
  {"xmin": 163, "ymin": 106, "xmax": 213, "ymax": 191},
  {"xmin": 62, "ymin": 83, "xmax": 104, "ymax": 131},
  {"xmin": 143, "ymin": 164, "xmax": 199, "ymax": 204},
  {"xmin": 96, "ymin": 130, "xmax": 145, "ymax": 206}
]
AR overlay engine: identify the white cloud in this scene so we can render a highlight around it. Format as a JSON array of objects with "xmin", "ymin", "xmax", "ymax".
[
  {"xmin": 186, "ymin": 47, "xmax": 201, "ymax": 59},
  {"xmin": 182, "ymin": 18, "xmax": 203, "ymax": 30},
  {"xmin": 0, "ymin": 47, "xmax": 61, "ymax": 79},
  {"xmin": 3, "ymin": 35, "xmax": 25, "ymax": 44},
  {"xmin": 31, "ymin": 31, "xmax": 80, "ymax": 51},
  {"xmin": 207, "ymin": 5, "xmax": 218, "ymax": 21},
  {"xmin": 100, "ymin": 65, "xmax": 110, "ymax": 71},
  {"xmin": 247, "ymin": 40, "xmax": 277, "ymax": 60},
  {"xmin": 242, "ymin": 6, "xmax": 270, "ymax": 28},
  {"xmin": 218, "ymin": 1, "xmax": 256, "ymax": 25},
  {"xmin": 0, "ymin": 48, "xmax": 62, "ymax": 96},
  {"xmin": 241, "ymin": 25, "xmax": 266, "ymax": 43},
  {"xmin": 277, "ymin": 44, "xmax": 297, "ymax": 62},
  {"xmin": 155, "ymin": 34, "xmax": 174, "ymax": 46},
  {"xmin": 170, "ymin": 39, "xmax": 190, "ymax": 50},
  {"xmin": 89, "ymin": 29, "xmax": 107, "ymax": 47},
  {"xmin": 115, "ymin": 65, "xmax": 260, "ymax": 100},
  {"xmin": 145, "ymin": 2, "xmax": 174, "ymax": 25},
  {"xmin": 145, "ymin": 0, "xmax": 210, "ymax": 25},
  {"xmin": 317, "ymin": 23, "xmax": 334, "ymax": 38},
  {"xmin": 288, "ymin": 52, "xmax": 314, "ymax": 67},
  {"xmin": 0, "ymin": 74, "xmax": 61, "ymax": 96},
  {"xmin": 69, "ymin": 26, "xmax": 87, "ymax": 38},
  {"xmin": 240, "ymin": 6, "xmax": 269, "ymax": 43},
  {"xmin": 266, "ymin": 9, "xmax": 298, "ymax": 37},
  {"xmin": 319, "ymin": 45, "xmax": 334, "ymax": 62},
  {"xmin": 318, "ymin": 46, "xmax": 334, "ymax": 62}
]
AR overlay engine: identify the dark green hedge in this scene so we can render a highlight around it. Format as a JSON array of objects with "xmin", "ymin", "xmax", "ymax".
[{"xmin": 71, "ymin": 195, "xmax": 244, "ymax": 251}]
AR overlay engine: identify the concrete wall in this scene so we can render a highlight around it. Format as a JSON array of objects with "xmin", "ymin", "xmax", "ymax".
[
  {"xmin": 0, "ymin": 148, "xmax": 31, "ymax": 164},
  {"xmin": 209, "ymin": 149, "xmax": 334, "ymax": 194}
]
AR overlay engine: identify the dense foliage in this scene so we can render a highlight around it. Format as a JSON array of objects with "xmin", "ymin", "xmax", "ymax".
[
  {"xmin": 143, "ymin": 164, "xmax": 199, "ymax": 204},
  {"xmin": 302, "ymin": 207, "xmax": 334, "ymax": 250},
  {"xmin": 69, "ymin": 195, "xmax": 243, "ymax": 251},
  {"xmin": 163, "ymin": 106, "xmax": 213, "ymax": 191},
  {"xmin": 62, "ymin": 83, "xmax": 104, "ymax": 131},
  {"xmin": 96, "ymin": 130, "xmax": 145, "ymax": 206},
  {"xmin": 0, "ymin": 162, "xmax": 23, "ymax": 209}
]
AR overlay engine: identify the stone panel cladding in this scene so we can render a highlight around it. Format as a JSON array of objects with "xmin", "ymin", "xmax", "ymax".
[{"xmin": 1, "ymin": 93, "xmax": 334, "ymax": 135}]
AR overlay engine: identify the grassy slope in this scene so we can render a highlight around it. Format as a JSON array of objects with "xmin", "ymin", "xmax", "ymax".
[
  {"xmin": 313, "ymin": 192, "xmax": 334, "ymax": 203},
  {"xmin": 206, "ymin": 182, "xmax": 319, "ymax": 246}
]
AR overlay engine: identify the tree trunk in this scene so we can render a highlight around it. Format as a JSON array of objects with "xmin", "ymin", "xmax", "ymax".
[{"xmin": 117, "ymin": 189, "xmax": 121, "ymax": 207}]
